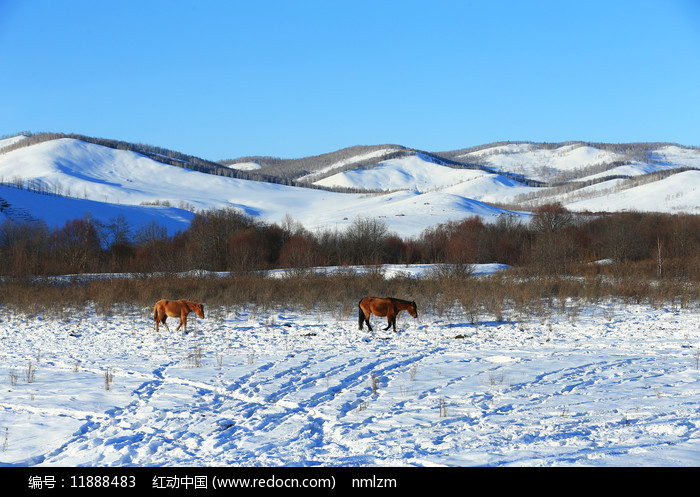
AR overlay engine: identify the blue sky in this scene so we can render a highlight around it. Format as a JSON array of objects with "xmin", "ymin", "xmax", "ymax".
[{"xmin": 1, "ymin": 1, "xmax": 699, "ymax": 161}]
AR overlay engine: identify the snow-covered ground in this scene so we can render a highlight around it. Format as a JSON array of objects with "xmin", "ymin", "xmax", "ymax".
[
  {"xmin": 457, "ymin": 143, "xmax": 629, "ymax": 182},
  {"xmin": 313, "ymin": 155, "xmax": 491, "ymax": 192},
  {"xmin": 298, "ymin": 147, "xmax": 403, "ymax": 183},
  {"xmin": 2, "ymin": 265, "xmax": 699, "ymax": 467}
]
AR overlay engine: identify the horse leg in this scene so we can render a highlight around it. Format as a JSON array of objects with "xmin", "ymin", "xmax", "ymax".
[
  {"xmin": 384, "ymin": 311, "xmax": 396, "ymax": 332},
  {"xmin": 155, "ymin": 311, "xmax": 169, "ymax": 332},
  {"xmin": 364, "ymin": 312, "xmax": 373, "ymax": 331},
  {"xmin": 363, "ymin": 314, "xmax": 373, "ymax": 331},
  {"xmin": 366, "ymin": 309, "xmax": 374, "ymax": 331}
]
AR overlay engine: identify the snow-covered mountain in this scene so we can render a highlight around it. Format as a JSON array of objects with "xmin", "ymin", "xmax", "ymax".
[{"xmin": 1, "ymin": 134, "xmax": 699, "ymax": 239}]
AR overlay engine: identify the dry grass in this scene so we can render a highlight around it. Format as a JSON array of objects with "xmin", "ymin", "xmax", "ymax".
[{"xmin": 1, "ymin": 267, "xmax": 698, "ymax": 322}]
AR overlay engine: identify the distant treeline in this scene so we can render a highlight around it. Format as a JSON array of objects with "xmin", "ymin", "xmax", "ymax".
[
  {"xmin": 2, "ymin": 204, "xmax": 700, "ymax": 281},
  {"xmin": 437, "ymin": 140, "xmax": 697, "ymax": 164}
]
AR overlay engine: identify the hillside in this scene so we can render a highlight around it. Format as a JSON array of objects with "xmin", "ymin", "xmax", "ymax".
[{"xmin": 1, "ymin": 133, "xmax": 699, "ymax": 240}]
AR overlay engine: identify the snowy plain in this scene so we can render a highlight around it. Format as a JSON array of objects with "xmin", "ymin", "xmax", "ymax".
[
  {"xmin": 1, "ymin": 136, "xmax": 700, "ymax": 469},
  {"xmin": 1, "ymin": 264, "xmax": 700, "ymax": 467}
]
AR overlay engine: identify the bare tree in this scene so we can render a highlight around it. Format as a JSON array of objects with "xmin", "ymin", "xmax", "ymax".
[
  {"xmin": 531, "ymin": 202, "xmax": 573, "ymax": 233},
  {"xmin": 345, "ymin": 216, "xmax": 390, "ymax": 265}
]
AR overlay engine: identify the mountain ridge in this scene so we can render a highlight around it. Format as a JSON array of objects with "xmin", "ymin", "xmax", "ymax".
[
  {"xmin": 1, "ymin": 132, "xmax": 700, "ymax": 240},
  {"xmin": 8, "ymin": 132, "xmax": 696, "ymax": 187}
]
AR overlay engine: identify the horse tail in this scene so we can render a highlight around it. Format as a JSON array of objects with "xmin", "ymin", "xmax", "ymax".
[
  {"xmin": 153, "ymin": 301, "xmax": 163, "ymax": 324},
  {"xmin": 358, "ymin": 299, "xmax": 366, "ymax": 329}
]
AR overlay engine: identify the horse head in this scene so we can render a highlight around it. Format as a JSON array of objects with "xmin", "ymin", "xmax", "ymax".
[
  {"xmin": 409, "ymin": 301, "xmax": 418, "ymax": 318},
  {"xmin": 194, "ymin": 302, "xmax": 205, "ymax": 319}
]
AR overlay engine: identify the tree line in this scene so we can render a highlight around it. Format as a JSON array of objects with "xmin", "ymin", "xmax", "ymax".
[{"xmin": 2, "ymin": 204, "xmax": 700, "ymax": 280}]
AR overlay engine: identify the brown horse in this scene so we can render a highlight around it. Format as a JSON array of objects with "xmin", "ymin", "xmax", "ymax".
[
  {"xmin": 153, "ymin": 299, "xmax": 205, "ymax": 333},
  {"xmin": 359, "ymin": 296, "xmax": 418, "ymax": 333}
]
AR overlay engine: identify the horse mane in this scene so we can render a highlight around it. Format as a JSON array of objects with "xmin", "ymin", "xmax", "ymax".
[{"xmin": 390, "ymin": 297, "xmax": 415, "ymax": 305}]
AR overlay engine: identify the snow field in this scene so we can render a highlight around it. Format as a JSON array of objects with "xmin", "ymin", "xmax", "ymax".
[{"xmin": 1, "ymin": 293, "xmax": 699, "ymax": 467}]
